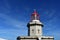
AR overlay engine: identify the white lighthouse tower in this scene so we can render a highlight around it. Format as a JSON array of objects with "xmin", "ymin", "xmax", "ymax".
[
  {"xmin": 27, "ymin": 10, "xmax": 43, "ymax": 36},
  {"xmin": 17, "ymin": 10, "xmax": 54, "ymax": 40}
]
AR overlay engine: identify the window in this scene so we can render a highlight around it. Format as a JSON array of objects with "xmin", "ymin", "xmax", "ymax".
[
  {"xmin": 38, "ymin": 29, "xmax": 40, "ymax": 33},
  {"xmin": 32, "ymin": 29, "xmax": 34, "ymax": 33}
]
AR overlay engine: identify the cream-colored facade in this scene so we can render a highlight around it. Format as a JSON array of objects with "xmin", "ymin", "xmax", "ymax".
[
  {"xmin": 17, "ymin": 10, "xmax": 54, "ymax": 40},
  {"xmin": 27, "ymin": 20, "xmax": 43, "ymax": 36}
]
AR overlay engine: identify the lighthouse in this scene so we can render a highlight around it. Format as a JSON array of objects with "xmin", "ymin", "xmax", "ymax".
[
  {"xmin": 17, "ymin": 10, "xmax": 54, "ymax": 40},
  {"xmin": 27, "ymin": 10, "xmax": 43, "ymax": 36}
]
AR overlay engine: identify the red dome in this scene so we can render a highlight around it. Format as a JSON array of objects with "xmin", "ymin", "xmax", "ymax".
[
  {"xmin": 31, "ymin": 9, "xmax": 39, "ymax": 16},
  {"xmin": 31, "ymin": 10, "xmax": 40, "ymax": 20}
]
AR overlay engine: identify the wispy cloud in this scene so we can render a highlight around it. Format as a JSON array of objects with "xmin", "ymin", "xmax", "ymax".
[
  {"xmin": 0, "ymin": 13, "xmax": 27, "ymax": 40},
  {"xmin": 0, "ymin": 38, "xmax": 7, "ymax": 40},
  {"xmin": 41, "ymin": 9, "xmax": 60, "ymax": 40},
  {"xmin": 0, "ymin": 13, "xmax": 27, "ymax": 30}
]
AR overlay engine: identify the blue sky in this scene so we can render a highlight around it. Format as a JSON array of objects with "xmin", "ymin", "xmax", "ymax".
[{"xmin": 0, "ymin": 0, "xmax": 60, "ymax": 40}]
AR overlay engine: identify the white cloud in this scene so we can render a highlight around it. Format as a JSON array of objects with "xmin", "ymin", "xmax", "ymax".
[
  {"xmin": 0, "ymin": 38, "xmax": 7, "ymax": 40},
  {"xmin": 0, "ymin": 13, "xmax": 26, "ymax": 29}
]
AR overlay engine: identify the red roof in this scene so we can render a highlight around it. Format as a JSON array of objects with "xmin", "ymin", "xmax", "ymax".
[{"xmin": 31, "ymin": 9, "xmax": 39, "ymax": 16}]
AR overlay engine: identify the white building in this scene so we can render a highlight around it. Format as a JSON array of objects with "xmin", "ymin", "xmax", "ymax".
[{"xmin": 17, "ymin": 10, "xmax": 54, "ymax": 40}]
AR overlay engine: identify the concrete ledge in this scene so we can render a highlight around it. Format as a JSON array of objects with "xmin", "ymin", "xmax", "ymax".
[
  {"xmin": 41, "ymin": 36, "xmax": 54, "ymax": 39},
  {"xmin": 17, "ymin": 36, "xmax": 38, "ymax": 39},
  {"xmin": 17, "ymin": 36, "xmax": 54, "ymax": 39}
]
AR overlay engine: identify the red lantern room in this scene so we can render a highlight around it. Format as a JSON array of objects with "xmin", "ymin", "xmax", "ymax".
[{"xmin": 31, "ymin": 9, "xmax": 39, "ymax": 21}]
